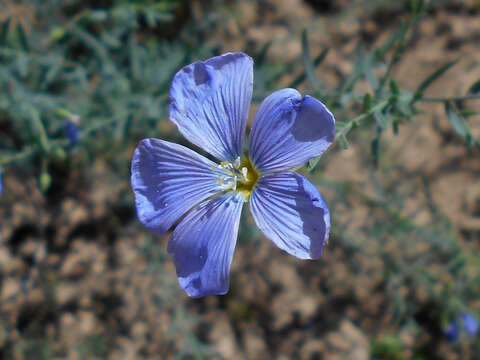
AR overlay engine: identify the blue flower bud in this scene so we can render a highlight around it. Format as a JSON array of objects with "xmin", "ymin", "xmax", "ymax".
[
  {"xmin": 444, "ymin": 321, "xmax": 459, "ymax": 341},
  {"xmin": 65, "ymin": 120, "xmax": 78, "ymax": 146}
]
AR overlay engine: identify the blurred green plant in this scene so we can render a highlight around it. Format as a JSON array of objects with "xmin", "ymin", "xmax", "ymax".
[
  {"xmin": 300, "ymin": 0, "xmax": 480, "ymax": 171},
  {"xmin": 2, "ymin": 0, "xmax": 478, "ymax": 187},
  {"xmin": 0, "ymin": 0, "xmax": 192, "ymax": 190},
  {"xmin": 371, "ymin": 334, "xmax": 404, "ymax": 360}
]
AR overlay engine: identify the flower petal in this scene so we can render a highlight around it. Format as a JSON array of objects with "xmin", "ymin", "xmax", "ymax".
[
  {"xmin": 444, "ymin": 321, "xmax": 460, "ymax": 341},
  {"xmin": 461, "ymin": 312, "xmax": 479, "ymax": 336},
  {"xmin": 250, "ymin": 172, "xmax": 330, "ymax": 259},
  {"xmin": 168, "ymin": 192, "xmax": 244, "ymax": 297},
  {"xmin": 169, "ymin": 52, "xmax": 253, "ymax": 162},
  {"xmin": 249, "ymin": 88, "xmax": 335, "ymax": 173},
  {"xmin": 131, "ymin": 138, "xmax": 223, "ymax": 235}
]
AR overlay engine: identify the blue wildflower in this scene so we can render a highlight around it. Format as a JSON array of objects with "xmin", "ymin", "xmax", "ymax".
[
  {"xmin": 444, "ymin": 321, "xmax": 460, "ymax": 341},
  {"xmin": 131, "ymin": 52, "xmax": 335, "ymax": 297},
  {"xmin": 65, "ymin": 114, "xmax": 81, "ymax": 146},
  {"xmin": 445, "ymin": 312, "xmax": 479, "ymax": 341},
  {"xmin": 460, "ymin": 312, "xmax": 479, "ymax": 336},
  {"xmin": 0, "ymin": 170, "xmax": 3, "ymax": 196}
]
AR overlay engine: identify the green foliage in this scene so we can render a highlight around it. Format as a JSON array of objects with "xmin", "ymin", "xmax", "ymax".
[
  {"xmin": 413, "ymin": 58, "xmax": 460, "ymax": 100},
  {"xmin": 77, "ymin": 334, "xmax": 109, "ymax": 358},
  {"xmin": 371, "ymin": 334, "xmax": 404, "ymax": 360},
  {"xmin": 301, "ymin": 29, "xmax": 322, "ymax": 94},
  {"xmin": 0, "ymin": 0, "xmax": 200, "ymax": 189},
  {"xmin": 300, "ymin": 0, "xmax": 480, "ymax": 170}
]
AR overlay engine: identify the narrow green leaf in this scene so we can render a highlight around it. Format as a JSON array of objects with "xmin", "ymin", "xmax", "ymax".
[
  {"xmin": 315, "ymin": 47, "xmax": 329, "ymax": 65},
  {"xmin": 390, "ymin": 80, "xmax": 399, "ymax": 96},
  {"xmin": 335, "ymin": 121, "xmax": 347, "ymax": 130},
  {"xmin": 467, "ymin": 79, "xmax": 480, "ymax": 94},
  {"xmin": 350, "ymin": 120, "xmax": 358, "ymax": 131},
  {"xmin": 397, "ymin": 92, "xmax": 414, "ymax": 116},
  {"xmin": 374, "ymin": 25, "xmax": 403, "ymax": 61},
  {"xmin": 409, "ymin": 0, "xmax": 420, "ymax": 13},
  {"xmin": 444, "ymin": 102, "xmax": 472, "ymax": 146},
  {"xmin": 338, "ymin": 134, "xmax": 349, "ymax": 149},
  {"xmin": 129, "ymin": 32, "xmax": 141, "ymax": 81},
  {"xmin": 16, "ymin": 23, "xmax": 29, "ymax": 51},
  {"xmin": 307, "ymin": 157, "xmax": 320, "ymax": 172},
  {"xmin": 255, "ymin": 41, "xmax": 271, "ymax": 64},
  {"xmin": 393, "ymin": 117, "xmax": 399, "ymax": 135},
  {"xmin": 289, "ymin": 47, "xmax": 329, "ymax": 88},
  {"xmin": 359, "ymin": 47, "xmax": 378, "ymax": 90},
  {"xmin": 69, "ymin": 25, "xmax": 111, "ymax": 70},
  {"xmin": 43, "ymin": 60, "xmax": 63, "ymax": 86},
  {"xmin": 415, "ymin": 58, "xmax": 460, "ymax": 96},
  {"xmin": 0, "ymin": 18, "xmax": 11, "ymax": 44},
  {"xmin": 459, "ymin": 110, "xmax": 477, "ymax": 118},
  {"xmin": 374, "ymin": 110, "xmax": 391, "ymax": 130},
  {"xmin": 371, "ymin": 137, "xmax": 380, "ymax": 168},
  {"xmin": 88, "ymin": 10, "xmax": 108, "ymax": 22},
  {"xmin": 29, "ymin": 107, "xmax": 50, "ymax": 153},
  {"xmin": 301, "ymin": 29, "xmax": 320, "ymax": 92},
  {"xmin": 363, "ymin": 93, "xmax": 372, "ymax": 112},
  {"xmin": 338, "ymin": 73, "xmax": 360, "ymax": 94}
]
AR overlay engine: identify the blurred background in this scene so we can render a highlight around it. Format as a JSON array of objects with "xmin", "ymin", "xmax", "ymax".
[{"xmin": 1, "ymin": 0, "xmax": 480, "ymax": 359}]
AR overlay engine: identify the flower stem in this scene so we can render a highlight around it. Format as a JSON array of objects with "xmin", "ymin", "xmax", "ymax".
[
  {"xmin": 335, "ymin": 100, "xmax": 389, "ymax": 142},
  {"xmin": 0, "ymin": 147, "xmax": 35, "ymax": 166},
  {"xmin": 419, "ymin": 94, "xmax": 480, "ymax": 102}
]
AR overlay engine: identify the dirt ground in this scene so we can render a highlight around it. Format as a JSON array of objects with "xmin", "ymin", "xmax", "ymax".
[{"xmin": 1, "ymin": 0, "xmax": 479, "ymax": 359}]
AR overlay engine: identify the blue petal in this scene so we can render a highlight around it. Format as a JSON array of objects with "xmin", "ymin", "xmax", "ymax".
[
  {"xmin": 65, "ymin": 120, "xmax": 78, "ymax": 146},
  {"xmin": 168, "ymin": 192, "xmax": 244, "ymax": 297},
  {"xmin": 461, "ymin": 312, "xmax": 479, "ymax": 336},
  {"xmin": 444, "ymin": 321, "xmax": 460, "ymax": 341},
  {"xmin": 170, "ymin": 52, "xmax": 253, "ymax": 162},
  {"xmin": 249, "ymin": 88, "xmax": 335, "ymax": 173},
  {"xmin": 131, "ymin": 138, "xmax": 223, "ymax": 235},
  {"xmin": 249, "ymin": 172, "xmax": 330, "ymax": 259}
]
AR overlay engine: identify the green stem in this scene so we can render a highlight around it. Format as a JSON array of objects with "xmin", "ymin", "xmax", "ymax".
[
  {"xmin": 419, "ymin": 94, "xmax": 480, "ymax": 102},
  {"xmin": 0, "ymin": 116, "xmax": 116, "ymax": 167},
  {"xmin": 80, "ymin": 117, "xmax": 118, "ymax": 138},
  {"xmin": 0, "ymin": 147, "xmax": 35, "ymax": 166},
  {"xmin": 334, "ymin": 100, "xmax": 389, "ymax": 142}
]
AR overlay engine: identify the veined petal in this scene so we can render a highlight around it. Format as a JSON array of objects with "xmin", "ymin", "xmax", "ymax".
[
  {"xmin": 131, "ymin": 138, "xmax": 223, "ymax": 235},
  {"xmin": 249, "ymin": 88, "xmax": 335, "ymax": 173},
  {"xmin": 250, "ymin": 172, "xmax": 330, "ymax": 259},
  {"xmin": 169, "ymin": 52, "xmax": 253, "ymax": 162},
  {"xmin": 168, "ymin": 192, "xmax": 244, "ymax": 297}
]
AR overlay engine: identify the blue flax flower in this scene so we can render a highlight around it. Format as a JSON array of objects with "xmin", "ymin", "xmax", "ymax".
[
  {"xmin": 444, "ymin": 321, "xmax": 460, "ymax": 341},
  {"xmin": 460, "ymin": 312, "xmax": 479, "ymax": 336},
  {"xmin": 131, "ymin": 52, "xmax": 335, "ymax": 297},
  {"xmin": 444, "ymin": 311, "xmax": 479, "ymax": 341},
  {"xmin": 65, "ymin": 113, "xmax": 81, "ymax": 147}
]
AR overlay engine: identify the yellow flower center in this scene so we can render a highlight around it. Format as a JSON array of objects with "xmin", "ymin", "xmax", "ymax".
[
  {"xmin": 236, "ymin": 156, "xmax": 259, "ymax": 199},
  {"xmin": 213, "ymin": 155, "xmax": 259, "ymax": 201}
]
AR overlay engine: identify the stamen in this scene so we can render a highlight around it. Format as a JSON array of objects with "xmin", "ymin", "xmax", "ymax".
[
  {"xmin": 234, "ymin": 157, "xmax": 241, "ymax": 169},
  {"xmin": 211, "ymin": 156, "xmax": 258, "ymax": 197},
  {"xmin": 232, "ymin": 176, "xmax": 237, "ymax": 190},
  {"xmin": 241, "ymin": 167, "xmax": 248, "ymax": 182}
]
